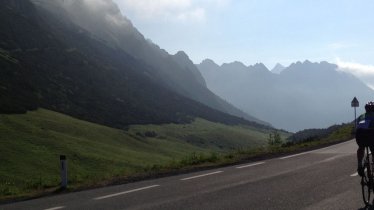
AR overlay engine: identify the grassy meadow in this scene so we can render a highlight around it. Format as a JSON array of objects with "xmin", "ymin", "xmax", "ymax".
[{"xmin": 0, "ymin": 109, "xmax": 278, "ymax": 200}]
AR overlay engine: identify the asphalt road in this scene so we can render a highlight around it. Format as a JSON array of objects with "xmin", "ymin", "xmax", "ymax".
[{"xmin": 1, "ymin": 140, "xmax": 369, "ymax": 210}]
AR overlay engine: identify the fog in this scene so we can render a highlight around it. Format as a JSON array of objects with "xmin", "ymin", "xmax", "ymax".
[
  {"xmin": 32, "ymin": 0, "xmax": 143, "ymax": 49},
  {"xmin": 58, "ymin": 0, "xmax": 131, "ymax": 27}
]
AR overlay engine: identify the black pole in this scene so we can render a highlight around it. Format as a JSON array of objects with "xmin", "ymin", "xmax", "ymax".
[{"xmin": 354, "ymin": 107, "xmax": 357, "ymax": 129}]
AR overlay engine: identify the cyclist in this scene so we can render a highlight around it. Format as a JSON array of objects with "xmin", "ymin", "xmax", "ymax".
[{"xmin": 356, "ymin": 101, "xmax": 374, "ymax": 176}]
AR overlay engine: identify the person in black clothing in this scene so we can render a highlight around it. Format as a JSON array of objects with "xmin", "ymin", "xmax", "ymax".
[{"xmin": 356, "ymin": 101, "xmax": 374, "ymax": 176}]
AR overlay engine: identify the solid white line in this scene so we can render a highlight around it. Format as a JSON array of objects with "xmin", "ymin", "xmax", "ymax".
[
  {"xmin": 93, "ymin": 185, "xmax": 160, "ymax": 200},
  {"xmin": 180, "ymin": 171, "xmax": 223, "ymax": 181},
  {"xmin": 44, "ymin": 206, "xmax": 65, "ymax": 210},
  {"xmin": 236, "ymin": 162, "xmax": 265, "ymax": 169},
  {"xmin": 280, "ymin": 139, "xmax": 356, "ymax": 160}
]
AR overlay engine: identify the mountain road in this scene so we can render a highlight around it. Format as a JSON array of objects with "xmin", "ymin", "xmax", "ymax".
[{"xmin": 1, "ymin": 140, "xmax": 366, "ymax": 210}]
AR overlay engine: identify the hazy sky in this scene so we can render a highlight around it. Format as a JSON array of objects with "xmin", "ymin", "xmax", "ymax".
[{"xmin": 113, "ymin": 0, "xmax": 374, "ymax": 86}]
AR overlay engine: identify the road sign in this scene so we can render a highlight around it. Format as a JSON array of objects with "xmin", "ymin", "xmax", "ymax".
[
  {"xmin": 351, "ymin": 97, "xmax": 359, "ymax": 107},
  {"xmin": 351, "ymin": 97, "xmax": 359, "ymax": 129}
]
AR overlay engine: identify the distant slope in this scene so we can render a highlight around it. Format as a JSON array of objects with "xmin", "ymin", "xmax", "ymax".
[
  {"xmin": 197, "ymin": 59, "xmax": 374, "ymax": 131},
  {"xmin": 30, "ymin": 0, "xmax": 266, "ymax": 125},
  {"xmin": 171, "ymin": 51, "xmax": 269, "ymax": 125},
  {"xmin": 287, "ymin": 124, "xmax": 352, "ymax": 143},
  {"xmin": 0, "ymin": 0, "xmax": 266, "ymax": 128},
  {"xmin": 0, "ymin": 109, "xmax": 270, "ymax": 198}
]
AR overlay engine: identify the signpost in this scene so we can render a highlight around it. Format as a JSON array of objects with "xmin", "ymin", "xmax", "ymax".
[{"xmin": 351, "ymin": 97, "xmax": 359, "ymax": 128}]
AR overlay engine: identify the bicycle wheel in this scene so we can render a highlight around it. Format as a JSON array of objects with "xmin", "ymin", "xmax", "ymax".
[{"xmin": 362, "ymin": 155, "xmax": 372, "ymax": 205}]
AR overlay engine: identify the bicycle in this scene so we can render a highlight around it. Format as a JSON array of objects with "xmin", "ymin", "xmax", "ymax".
[{"xmin": 361, "ymin": 146, "xmax": 373, "ymax": 205}]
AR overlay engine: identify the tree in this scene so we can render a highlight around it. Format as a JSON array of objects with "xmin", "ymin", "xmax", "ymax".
[{"xmin": 268, "ymin": 131, "xmax": 282, "ymax": 146}]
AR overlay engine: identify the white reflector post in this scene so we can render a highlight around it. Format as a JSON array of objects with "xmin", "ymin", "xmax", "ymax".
[{"xmin": 60, "ymin": 155, "xmax": 67, "ymax": 189}]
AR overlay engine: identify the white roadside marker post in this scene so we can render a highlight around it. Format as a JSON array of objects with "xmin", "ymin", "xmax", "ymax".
[{"xmin": 60, "ymin": 155, "xmax": 67, "ymax": 189}]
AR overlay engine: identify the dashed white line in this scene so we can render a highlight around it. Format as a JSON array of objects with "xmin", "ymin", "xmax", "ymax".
[
  {"xmin": 44, "ymin": 206, "xmax": 65, "ymax": 210},
  {"xmin": 279, "ymin": 151, "xmax": 311, "ymax": 160},
  {"xmin": 93, "ymin": 185, "xmax": 160, "ymax": 200},
  {"xmin": 351, "ymin": 172, "xmax": 358, "ymax": 177},
  {"xmin": 351, "ymin": 168, "xmax": 367, "ymax": 177},
  {"xmin": 319, "ymin": 155, "xmax": 342, "ymax": 163},
  {"xmin": 180, "ymin": 171, "xmax": 223, "ymax": 181},
  {"xmin": 350, "ymin": 152, "xmax": 371, "ymax": 177},
  {"xmin": 236, "ymin": 162, "xmax": 265, "ymax": 169}
]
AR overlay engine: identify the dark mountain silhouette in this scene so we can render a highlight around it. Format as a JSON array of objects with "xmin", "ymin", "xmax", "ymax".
[
  {"xmin": 0, "ymin": 0, "xmax": 269, "ymax": 129},
  {"xmin": 28, "ymin": 0, "xmax": 264, "ymax": 124},
  {"xmin": 197, "ymin": 59, "xmax": 374, "ymax": 132}
]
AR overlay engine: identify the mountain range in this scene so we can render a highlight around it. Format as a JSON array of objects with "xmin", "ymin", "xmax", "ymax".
[
  {"xmin": 197, "ymin": 59, "xmax": 374, "ymax": 132},
  {"xmin": 2, "ymin": 0, "xmax": 369, "ymax": 133},
  {"xmin": 32, "ymin": 0, "xmax": 266, "ymax": 124},
  {"xmin": 0, "ymin": 0, "xmax": 268, "ymax": 129}
]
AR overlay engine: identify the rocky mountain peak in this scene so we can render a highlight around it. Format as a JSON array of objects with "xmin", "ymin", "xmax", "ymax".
[{"xmin": 271, "ymin": 63, "xmax": 286, "ymax": 74}]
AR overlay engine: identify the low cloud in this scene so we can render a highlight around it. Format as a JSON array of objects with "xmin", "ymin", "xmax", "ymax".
[
  {"xmin": 336, "ymin": 58, "xmax": 374, "ymax": 76},
  {"xmin": 54, "ymin": 0, "xmax": 136, "ymax": 36},
  {"xmin": 336, "ymin": 58, "xmax": 374, "ymax": 89},
  {"xmin": 176, "ymin": 7, "xmax": 205, "ymax": 21},
  {"xmin": 115, "ymin": 0, "xmax": 231, "ymax": 23}
]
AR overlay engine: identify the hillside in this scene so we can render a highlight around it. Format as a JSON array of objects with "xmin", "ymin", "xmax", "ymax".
[
  {"xmin": 0, "ymin": 109, "xmax": 274, "ymax": 199},
  {"xmin": 29, "ymin": 0, "xmax": 264, "ymax": 125},
  {"xmin": 0, "ymin": 0, "xmax": 266, "ymax": 128},
  {"xmin": 197, "ymin": 59, "xmax": 374, "ymax": 131}
]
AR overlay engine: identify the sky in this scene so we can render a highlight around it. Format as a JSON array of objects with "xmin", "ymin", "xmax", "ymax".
[{"xmin": 113, "ymin": 0, "xmax": 374, "ymax": 87}]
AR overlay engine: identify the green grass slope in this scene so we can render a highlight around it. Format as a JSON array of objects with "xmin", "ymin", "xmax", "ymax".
[
  {"xmin": 284, "ymin": 123, "xmax": 354, "ymax": 150},
  {"xmin": 0, "ymin": 109, "xmax": 276, "ymax": 200}
]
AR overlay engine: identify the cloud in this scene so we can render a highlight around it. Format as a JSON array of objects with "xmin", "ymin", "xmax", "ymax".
[
  {"xmin": 205, "ymin": 0, "xmax": 231, "ymax": 9},
  {"xmin": 176, "ymin": 7, "xmax": 205, "ymax": 21},
  {"xmin": 115, "ymin": 0, "xmax": 230, "ymax": 23},
  {"xmin": 56, "ymin": 0, "xmax": 134, "ymax": 30},
  {"xmin": 336, "ymin": 58, "xmax": 374, "ymax": 89},
  {"xmin": 336, "ymin": 58, "xmax": 374, "ymax": 76}
]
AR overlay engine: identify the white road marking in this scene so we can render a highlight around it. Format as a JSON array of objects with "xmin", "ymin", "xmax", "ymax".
[
  {"xmin": 279, "ymin": 151, "xmax": 311, "ymax": 160},
  {"xmin": 351, "ymin": 168, "xmax": 368, "ymax": 177},
  {"xmin": 44, "ymin": 206, "xmax": 65, "ymax": 210},
  {"xmin": 351, "ymin": 172, "xmax": 358, "ymax": 177},
  {"xmin": 93, "ymin": 185, "xmax": 160, "ymax": 200},
  {"xmin": 318, "ymin": 155, "xmax": 345, "ymax": 163},
  {"xmin": 280, "ymin": 140, "xmax": 356, "ymax": 160},
  {"xmin": 180, "ymin": 171, "xmax": 223, "ymax": 181},
  {"xmin": 236, "ymin": 162, "xmax": 265, "ymax": 169}
]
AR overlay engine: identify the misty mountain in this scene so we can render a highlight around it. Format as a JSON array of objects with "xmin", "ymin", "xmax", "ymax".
[
  {"xmin": 29, "ymin": 0, "xmax": 264, "ymax": 125},
  {"xmin": 197, "ymin": 59, "xmax": 374, "ymax": 132},
  {"xmin": 271, "ymin": 63, "xmax": 286, "ymax": 74},
  {"xmin": 172, "ymin": 51, "xmax": 206, "ymax": 87},
  {"xmin": 0, "ymin": 0, "xmax": 270, "ymax": 129}
]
